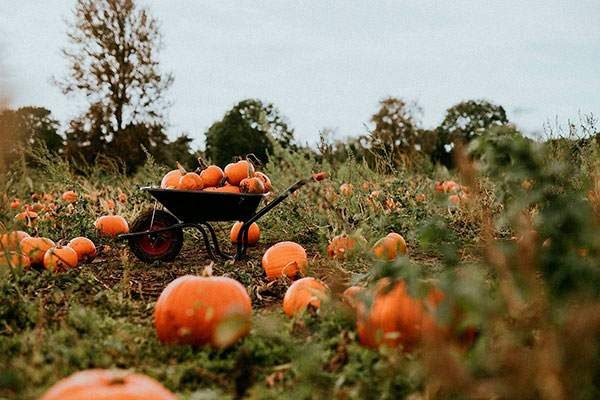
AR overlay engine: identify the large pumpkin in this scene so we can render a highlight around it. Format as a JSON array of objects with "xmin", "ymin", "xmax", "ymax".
[
  {"xmin": 20, "ymin": 237, "xmax": 55, "ymax": 265},
  {"xmin": 283, "ymin": 277, "xmax": 329, "ymax": 317},
  {"xmin": 0, "ymin": 231, "xmax": 30, "ymax": 251},
  {"xmin": 68, "ymin": 237, "xmax": 97, "ymax": 263},
  {"xmin": 225, "ymin": 160, "xmax": 255, "ymax": 186},
  {"xmin": 262, "ymin": 241, "xmax": 308, "ymax": 281},
  {"xmin": 154, "ymin": 275, "xmax": 252, "ymax": 348},
  {"xmin": 95, "ymin": 215, "xmax": 129, "ymax": 237},
  {"xmin": 160, "ymin": 169, "xmax": 182, "ymax": 189},
  {"xmin": 39, "ymin": 369, "xmax": 177, "ymax": 400},
  {"xmin": 356, "ymin": 279, "xmax": 427, "ymax": 352},
  {"xmin": 44, "ymin": 245, "xmax": 79, "ymax": 272},
  {"xmin": 200, "ymin": 165, "xmax": 224, "ymax": 187},
  {"xmin": 230, "ymin": 222, "xmax": 260, "ymax": 245},
  {"xmin": 0, "ymin": 252, "xmax": 31, "ymax": 269}
]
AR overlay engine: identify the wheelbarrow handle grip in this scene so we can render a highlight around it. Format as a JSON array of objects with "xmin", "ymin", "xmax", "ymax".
[{"xmin": 312, "ymin": 172, "xmax": 329, "ymax": 181}]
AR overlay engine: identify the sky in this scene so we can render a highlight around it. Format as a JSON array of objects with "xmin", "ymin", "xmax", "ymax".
[{"xmin": 0, "ymin": 0, "xmax": 598, "ymax": 149}]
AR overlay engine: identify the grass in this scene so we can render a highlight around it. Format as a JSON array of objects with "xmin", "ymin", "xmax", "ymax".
[{"xmin": 2, "ymin": 131, "xmax": 600, "ymax": 399}]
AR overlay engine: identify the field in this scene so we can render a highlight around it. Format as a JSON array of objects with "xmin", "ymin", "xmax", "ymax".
[{"xmin": 2, "ymin": 134, "xmax": 600, "ymax": 400}]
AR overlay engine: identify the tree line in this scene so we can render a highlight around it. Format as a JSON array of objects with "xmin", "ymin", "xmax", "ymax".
[{"xmin": 0, "ymin": 0, "xmax": 521, "ymax": 173}]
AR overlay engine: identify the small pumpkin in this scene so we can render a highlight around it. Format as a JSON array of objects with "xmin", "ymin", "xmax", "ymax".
[
  {"xmin": 118, "ymin": 193, "xmax": 127, "ymax": 203},
  {"xmin": 154, "ymin": 275, "xmax": 252, "ymax": 348},
  {"xmin": 253, "ymin": 171, "xmax": 272, "ymax": 192},
  {"xmin": 213, "ymin": 185, "xmax": 241, "ymax": 193},
  {"xmin": 225, "ymin": 160, "xmax": 255, "ymax": 186},
  {"xmin": 230, "ymin": 222, "xmax": 260, "ymax": 245},
  {"xmin": 283, "ymin": 277, "xmax": 329, "ymax": 317},
  {"xmin": 372, "ymin": 237, "xmax": 399, "ymax": 260},
  {"xmin": 0, "ymin": 230, "xmax": 30, "ymax": 251},
  {"xmin": 15, "ymin": 211, "xmax": 39, "ymax": 226},
  {"xmin": 62, "ymin": 190, "xmax": 78, "ymax": 202},
  {"xmin": 44, "ymin": 245, "xmax": 78, "ymax": 272},
  {"xmin": 340, "ymin": 183, "xmax": 353, "ymax": 196},
  {"xmin": 201, "ymin": 165, "xmax": 224, "ymax": 187},
  {"xmin": 0, "ymin": 252, "xmax": 31, "ymax": 269},
  {"xmin": 356, "ymin": 279, "xmax": 427, "ymax": 352},
  {"xmin": 39, "ymin": 369, "xmax": 177, "ymax": 400},
  {"xmin": 21, "ymin": 237, "xmax": 55, "ymax": 265},
  {"xmin": 327, "ymin": 234, "xmax": 364, "ymax": 261},
  {"xmin": 68, "ymin": 237, "xmax": 97, "ymax": 263},
  {"xmin": 95, "ymin": 215, "xmax": 130, "ymax": 237},
  {"xmin": 10, "ymin": 198, "xmax": 20, "ymax": 209},
  {"xmin": 177, "ymin": 162, "xmax": 204, "ymax": 191},
  {"xmin": 160, "ymin": 169, "xmax": 182, "ymax": 189},
  {"xmin": 262, "ymin": 241, "xmax": 308, "ymax": 281}
]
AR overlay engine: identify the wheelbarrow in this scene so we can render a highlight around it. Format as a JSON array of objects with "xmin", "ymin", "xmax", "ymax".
[{"xmin": 119, "ymin": 172, "xmax": 329, "ymax": 262}]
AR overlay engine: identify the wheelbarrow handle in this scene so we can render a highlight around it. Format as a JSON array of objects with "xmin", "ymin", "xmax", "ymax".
[{"xmin": 234, "ymin": 171, "xmax": 329, "ymax": 257}]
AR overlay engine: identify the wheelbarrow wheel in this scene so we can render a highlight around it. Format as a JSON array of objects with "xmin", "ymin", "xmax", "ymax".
[{"xmin": 128, "ymin": 209, "xmax": 183, "ymax": 262}]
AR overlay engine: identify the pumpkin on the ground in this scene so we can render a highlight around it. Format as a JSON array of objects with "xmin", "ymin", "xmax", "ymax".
[
  {"xmin": 283, "ymin": 277, "xmax": 329, "ymax": 317},
  {"xmin": 39, "ymin": 369, "xmax": 177, "ymax": 400},
  {"xmin": 262, "ymin": 241, "xmax": 308, "ymax": 281},
  {"xmin": 67, "ymin": 237, "xmax": 97, "ymax": 263},
  {"xmin": 20, "ymin": 237, "xmax": 55, "ymax": 265},
  {"xmin": 0, "ymin": 231, "xmax": 30, "ymax": 251},
  {"xmin": 230, "ymin": 222, "xmax": 260, "ymax": 245},
  {"xmin": 44, "ymin": 245, "xmax": 78, "ymax": 272},
  {"xmin": 0, "ymin": 252, "xmax": 31, "ymax": 269},
  {"xmin": 386, "ymin": 232, "xmax": 407, "ymax": 255},
  {"xmin": 154, "ymin": 275, "xmax": 252, "ymax": 348},
  {"xmin": 62, "ymin": 190, "xmax": 78, "ymax": 202},
  {"xmin": 357, "ymin": 279, "xmax": 428, "ymax": 352},
  {"xmin": 95, "ymin": 215, "xmax": 129, "ymax": 237},
  {"xmin": 327, "ymin": 234, "xmax": 364, "ymax": 261}
]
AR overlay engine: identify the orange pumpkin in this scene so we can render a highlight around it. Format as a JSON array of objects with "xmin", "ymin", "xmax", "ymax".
[
  {"xmin": 10, "ymin": 198, "xmax": 20, "ymax": 209},
  {"xmin": 342, "ymin": 285, "xmax": 365, "ymax": 308},
  {"xmin": 21, "ymin": 237, "xmax": 55, "ymax": 265},
  {"xmin": 230, "ymin": 222, "xmax": 260, "ymax": 245},
  {"xmin": 62, "ymin": 190, "xmax": 78, "ymax": 202},
  {"xmin": 357, "ymin": 279, "xmax": 427, "ymax": 352},
  {"xmin": 253, "ymin": 171, "xmax": 272, "ymax": 192},
  {"xmin": 118, "ymin": 193, "xmax": 127, "ymax": 203},
  {"xmin": 372, "ymin": 236, "xmax": 402, "ymax": 260},
  {"xmin": 44, "ymin": 245, "xmax": 78, "ymax": 272},
  {"xmin": 39, "ymin": 369, "xmax": 177, "ymax": 400},
  {"xmin": 449, "ymin": 194, "xmax": 459, "ymax": 204},
  {"xmin": 0, "ymin": 252, "xmax": 31, "ymax": 269},
  {"xmin": 327, "ymin": 234, "xmax": 364, "ymax": 261},
  {"xmin": 15, "ymin": 211, "xmax": 39, "ymax": 226},
  {"xmin": 262, "ymin": 241, "xmax": 308, "ymax": 281},
  {"xmin": 154, "ymin": 275, "xmax": 252, "ymax": 348},
  {"xmin": 386, "ymin": 232, "xmax": 407, "ymax": 255},
  {"xmin": 179, "ymin": 172, "xmax": 204, "ymax": 190},
  {"xmin": 213, "ymin": 185, "xmax": 241, "ymax": 193},
  {"xmin": 283, "ymin": 277, "xmax": 329, "ymax": 317},
  {"xmin": 340, "ymin": 183, "xmax": 353, "ymax": 196},
  {"xmin": 240, "ymin": 176, "xmax": 265, "ymax": 194},
  {"xmin": 0, "ymin": 231, "xmax": 30, "ymax": 251},
  {"xmin": 160, "ymin": 169, "xmax": 182, "ymax": 189},
  {"xmin": 225, "ymin": 160, "xmax": 255, "ymax": 186},
  {"xmin": 42, "ymin": 193, "xmax": 53, "ymax": 202},
  {"xmin": 94, "ymin": 215, "xmax": 129, "ymax": 237},
  {"xmin": 200, "ymin": 165, "xmax": 224, "ymax": 187},
  {"xmin": 67, "ymin": 237, "xmax": 97, "ymax": 263}
]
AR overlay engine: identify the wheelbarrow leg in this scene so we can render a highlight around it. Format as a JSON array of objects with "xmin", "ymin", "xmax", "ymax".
[
  {"xmin": 199, "ymin": 222, "xmax": 237, "ymax": 261},
  {"xmin": 193, "ymin": 223, "xmax": 220, "ymax": 262}
]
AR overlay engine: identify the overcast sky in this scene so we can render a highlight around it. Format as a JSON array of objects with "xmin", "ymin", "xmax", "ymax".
[{"xmin": 1, "ymin": 0, "xmax": 598, "ymax": 149}]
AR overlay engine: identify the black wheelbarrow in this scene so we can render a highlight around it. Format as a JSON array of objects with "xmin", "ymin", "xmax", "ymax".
[{"xmin": 119, "ymin": 172, "xmax": 329, "ymax": 262}]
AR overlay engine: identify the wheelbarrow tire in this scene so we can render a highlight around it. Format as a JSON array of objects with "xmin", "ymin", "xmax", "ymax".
[{"xmin": 128, "ymin": 209, "xmax": 183, "ymax": 263}]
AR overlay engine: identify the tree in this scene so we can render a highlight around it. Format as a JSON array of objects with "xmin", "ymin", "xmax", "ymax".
[
  {"xmin": 433, "ymin": 99, "xmax": 509, "ymax": 166},
  {"xmin": 369, "ymin": 97, "xmax": 427, "ymax": 167},
  {"xmin": 205, "ymin": 99, "xmax": 295, "ymax": 167},
  {"xmin": 0, "ymin": 107, "xmax": 63, "ymax": 165},
  {"xmin": 56, "ymin": 0, "xmax": 173, "ymax": 169}
]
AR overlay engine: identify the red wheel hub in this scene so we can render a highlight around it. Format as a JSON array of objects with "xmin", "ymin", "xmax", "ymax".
[{"xmin": 137, "ymin": 221, "xmax": 173, "ymax": 255}]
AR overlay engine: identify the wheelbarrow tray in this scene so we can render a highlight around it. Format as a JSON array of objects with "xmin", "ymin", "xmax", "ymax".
[{"xmin": 142, "ymin": 187, "xmax": 268, "ymax": 222}]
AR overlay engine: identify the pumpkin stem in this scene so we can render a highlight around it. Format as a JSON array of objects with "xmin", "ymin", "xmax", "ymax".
[
  {"xmin": 202, "ymin": 262, "xmax": 214, "ymax": 277},
  {"xmin": 197, "ymin": 157, "xmax": 208, "ymax": 170},
  {"xmin": 176, "ymin": 161, "xmax": 187, "ymax": 175},
  {"xmin": 246, "ymin": 153, "xmax": 263, "ymax": 167},
  {"xmin": 245, "ymin": 158, "xmax": 254, "ymax": 179},
  {"xmin": 217, "ymin": 176, "xmax": 228, "ymax": 187}
]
